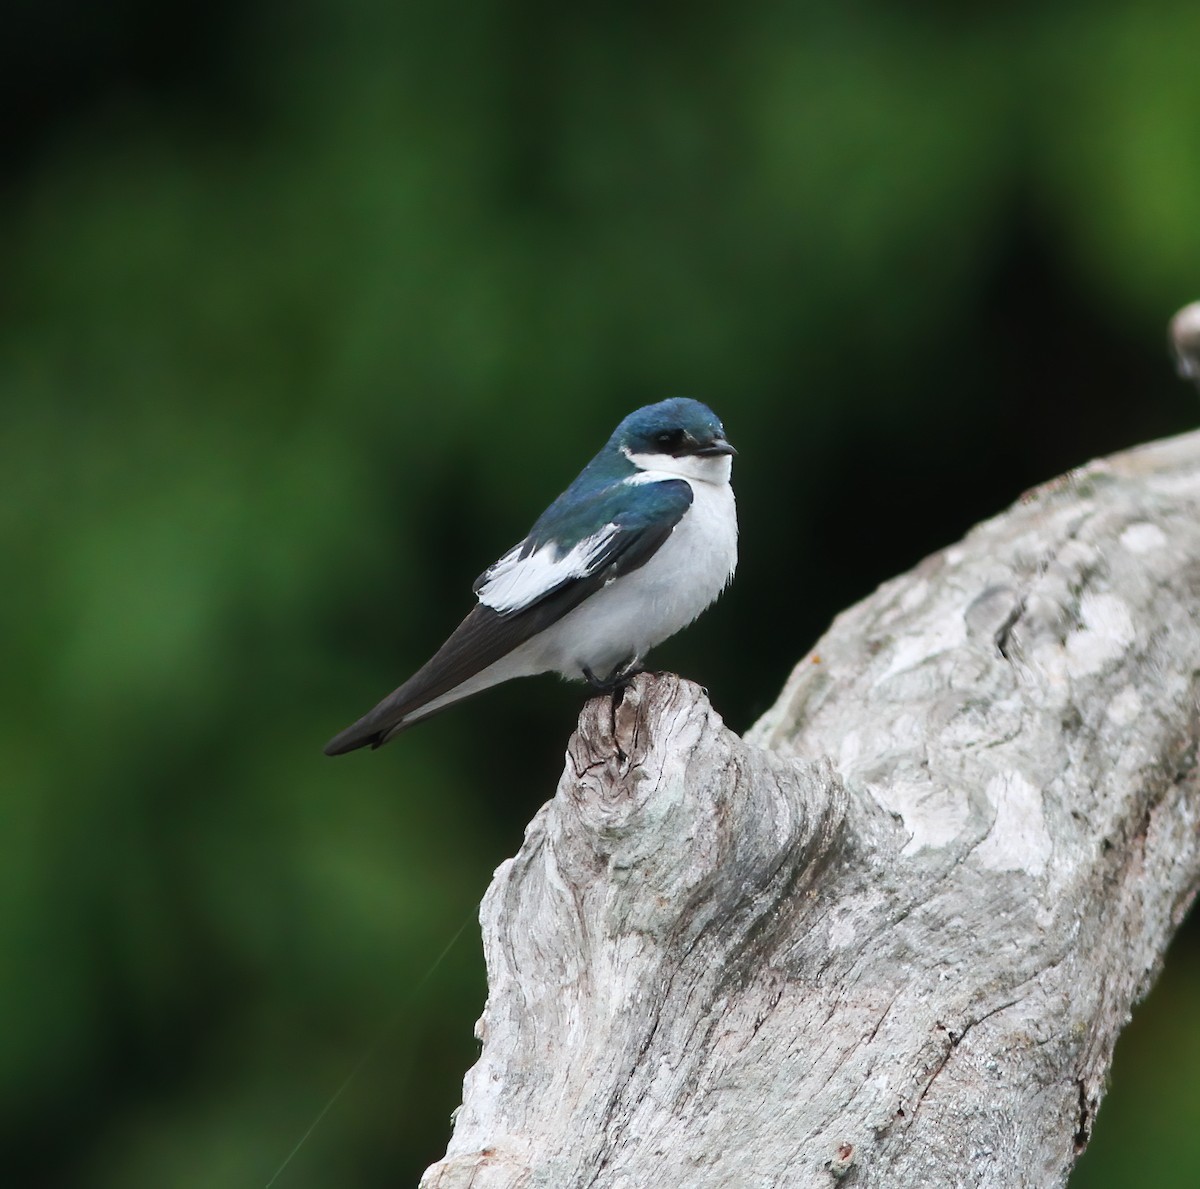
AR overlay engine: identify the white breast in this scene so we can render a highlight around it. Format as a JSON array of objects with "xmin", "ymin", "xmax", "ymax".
[{"xmin": 517, "ymin": 470, "xmax": 738, "ymax": 679}]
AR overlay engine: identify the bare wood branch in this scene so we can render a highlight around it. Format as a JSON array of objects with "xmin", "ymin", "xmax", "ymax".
[{"xmin": 421, "ymin": 430, "xmax": 1200, "ymax": 1189}]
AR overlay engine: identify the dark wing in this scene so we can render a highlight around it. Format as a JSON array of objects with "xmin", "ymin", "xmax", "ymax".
[{"xmin": 323, "ymin": 478, "xmax": 694, "ymax": 754}]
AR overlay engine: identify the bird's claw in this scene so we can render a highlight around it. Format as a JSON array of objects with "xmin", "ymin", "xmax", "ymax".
[{"xmin": 582, "ymin": 661, "xmax": 643, "ymax": 694}]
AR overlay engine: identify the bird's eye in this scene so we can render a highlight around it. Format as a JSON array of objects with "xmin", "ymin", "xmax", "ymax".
[{"xmin": 654, "ymin": 429, "xmax": 685, "ymax": 450}]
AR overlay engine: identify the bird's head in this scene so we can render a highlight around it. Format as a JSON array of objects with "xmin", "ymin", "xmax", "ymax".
[{"xmin": 613, "ymin": 398, "xmax": 736, "ymax": 485}]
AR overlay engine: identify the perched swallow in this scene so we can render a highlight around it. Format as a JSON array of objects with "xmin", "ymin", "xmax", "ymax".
[{"xmin": 324, "ymin": 398, "xmax": 738, "ymax": 754}]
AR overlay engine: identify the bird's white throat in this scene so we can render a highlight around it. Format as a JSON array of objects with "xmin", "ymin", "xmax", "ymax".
[{"xmin": 622, "ymin": 447, "xmax": 733, "ymax": 486}]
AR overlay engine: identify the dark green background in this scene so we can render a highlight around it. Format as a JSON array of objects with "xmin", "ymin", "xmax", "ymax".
[{"xmin": 4, "ymin": 1, "xmax": 1198, "ymax": 1185}]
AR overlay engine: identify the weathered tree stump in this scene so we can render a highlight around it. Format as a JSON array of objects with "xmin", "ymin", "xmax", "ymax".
[{"xmin": 421, "ymin": 430, "xmax": 1200, "ymax": 1189}]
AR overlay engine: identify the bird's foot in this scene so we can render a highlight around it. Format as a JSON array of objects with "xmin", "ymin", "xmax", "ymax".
[{"xmin": 582, "ymin": 660, "xmax": 643, "ymax": 694}]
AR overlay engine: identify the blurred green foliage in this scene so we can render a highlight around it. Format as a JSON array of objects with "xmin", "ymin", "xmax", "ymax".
[{"xmin": 3, "ymin": 0, "xmax": 1199, "ymax": 1184}]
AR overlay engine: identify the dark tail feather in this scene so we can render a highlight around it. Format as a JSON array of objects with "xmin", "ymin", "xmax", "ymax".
[
  {"xmin": 322, "ymin": 688, "xmax": 421, "ymax": 755},
  {"xmin": 323, "ymin": 601, "xmax": 555, "ymax": 756},
  {"xmin": 323, "ymin": 606, "xmax": 512, "ymax": 756},
  {"xmin": 322, "ymin": 722, "xmax": 389, "ymax": 755},
  {"xmin": 323, "ymin": 684, "xmax": 474, "ymax": 754}
]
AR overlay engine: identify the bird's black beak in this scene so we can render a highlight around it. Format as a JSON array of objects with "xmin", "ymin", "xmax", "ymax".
[{"xmin": 696, "ymin": 436, "xmax": 737, "ymax": 457}]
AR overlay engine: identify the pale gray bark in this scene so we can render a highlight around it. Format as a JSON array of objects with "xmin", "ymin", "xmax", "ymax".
[{"xmin": 420, "ymin": 431, "xmax": 1200, "ymax": 1189}]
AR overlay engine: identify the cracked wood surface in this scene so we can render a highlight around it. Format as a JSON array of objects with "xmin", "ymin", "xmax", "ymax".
[{"xmin": 420, "ymin": 430, "xmax": 1200, "ymax": 1189}]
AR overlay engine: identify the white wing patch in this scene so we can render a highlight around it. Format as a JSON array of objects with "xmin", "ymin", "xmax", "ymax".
[{"xmin": 477, "ymin": 523, "xmax": 621, "ymax": 614}]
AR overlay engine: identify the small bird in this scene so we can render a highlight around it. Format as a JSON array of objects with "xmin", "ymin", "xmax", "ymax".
[{"xmin": 324, "ymin": 398, "xmax": 738, "ymax": 754}]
